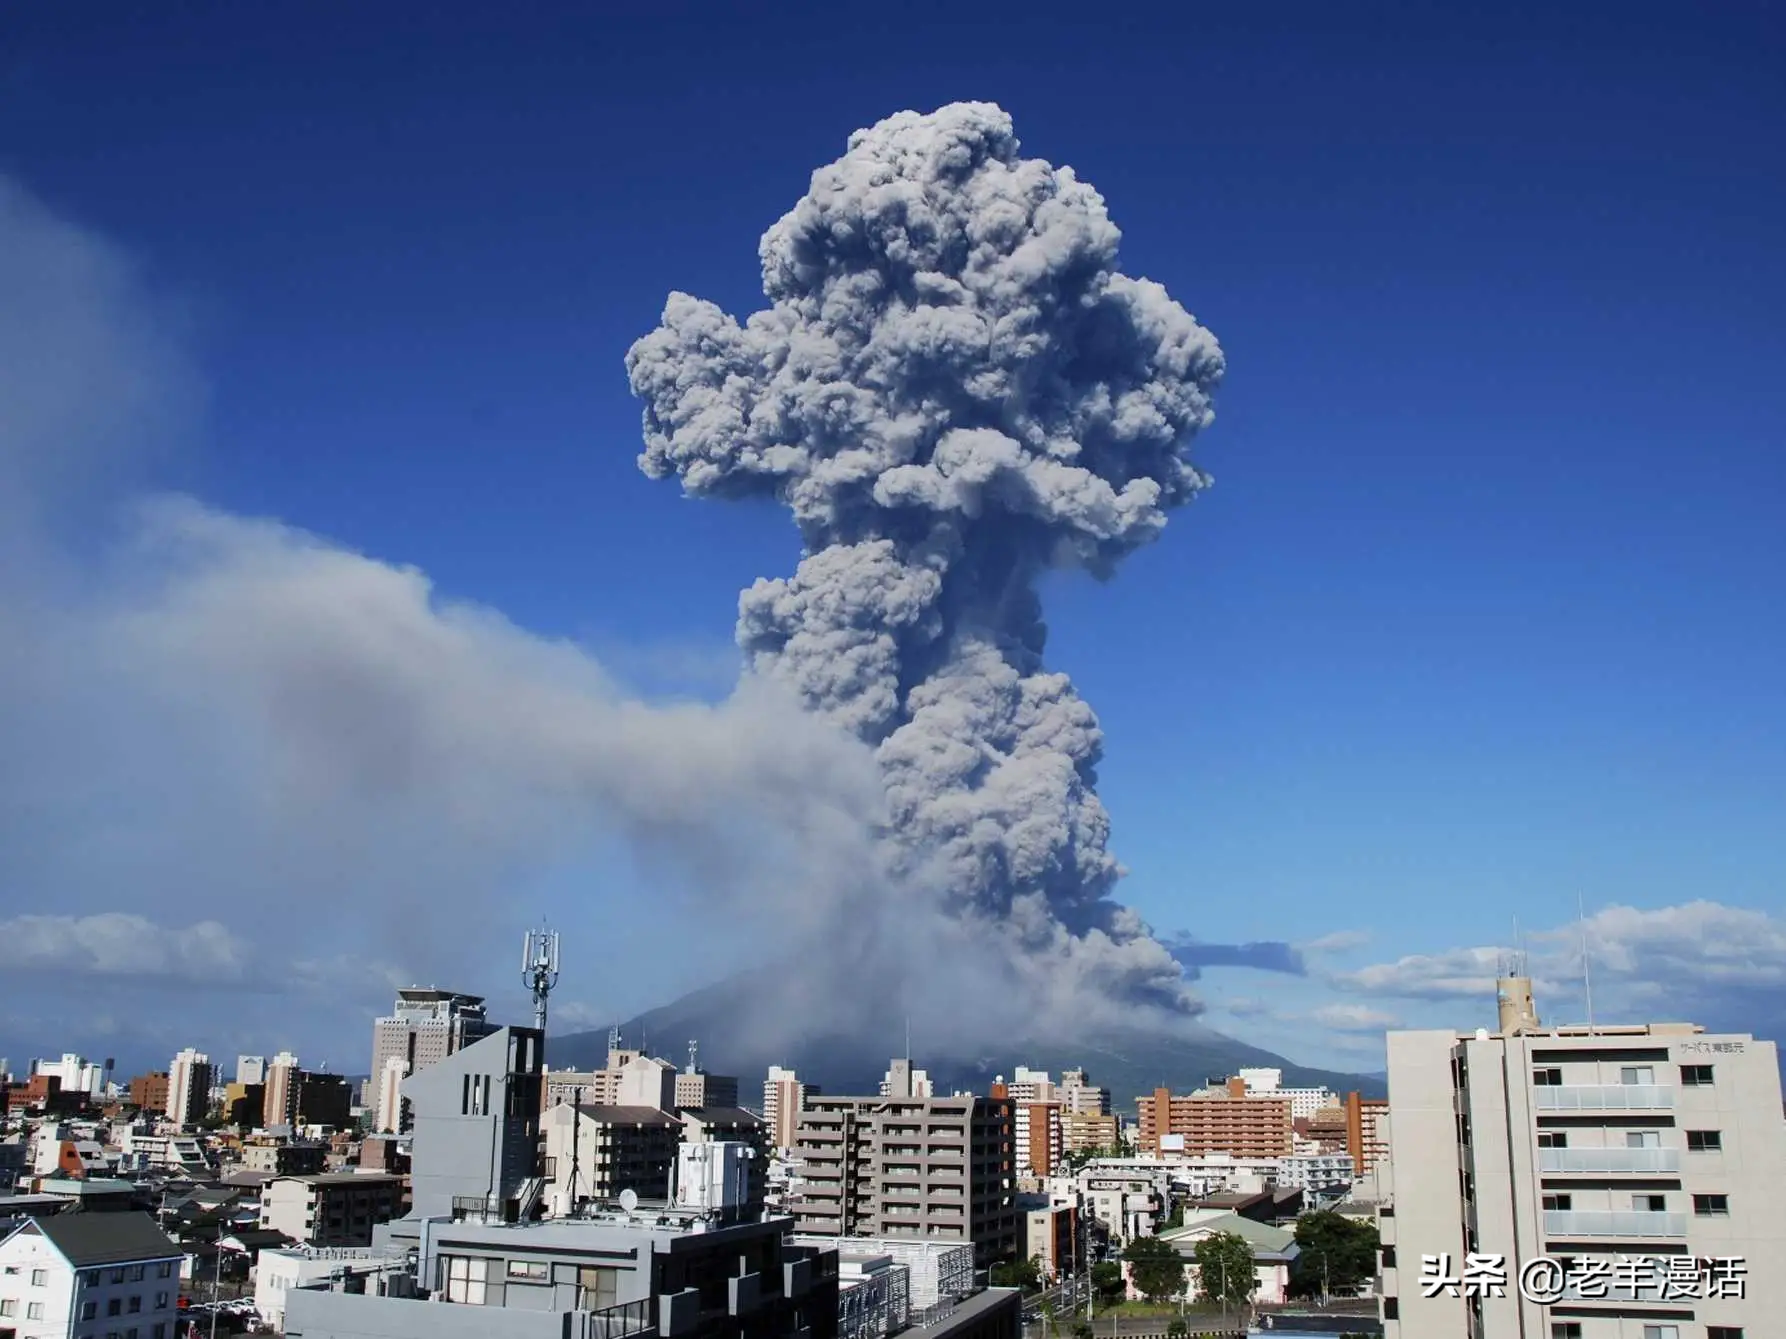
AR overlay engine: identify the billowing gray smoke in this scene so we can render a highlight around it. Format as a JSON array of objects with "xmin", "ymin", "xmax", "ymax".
[{"xmin": 627, "ymin": 103, "xmax": 1224, "ymax": 1016}]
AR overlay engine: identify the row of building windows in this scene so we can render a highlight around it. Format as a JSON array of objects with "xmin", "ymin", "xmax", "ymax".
[
  {"xmin": 1539, "ymin": 1191, "xmax": 1730, "ymax": 1215},
  {"xmin": 1552, "ymin": 1326, "xmax": 1740, "ymax": 1339},
  {"xmin": 1531, "ymin": 1064, "xmax": 1716, "ymax": 1086},
  {"xmin": 1534, "ymin": 1128, "xmax": 1723, "ymax": 1149}
]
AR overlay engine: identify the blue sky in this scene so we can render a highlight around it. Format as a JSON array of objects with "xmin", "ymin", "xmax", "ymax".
[{"xmin": 2, "ymin": 0, "xmax": 1783, "ymax": 1075}]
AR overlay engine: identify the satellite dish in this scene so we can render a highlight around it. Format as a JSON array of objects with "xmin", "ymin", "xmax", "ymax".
[{"xmin": 618, "ymin": 1188, "xmax": 639, "ymax": 1213}]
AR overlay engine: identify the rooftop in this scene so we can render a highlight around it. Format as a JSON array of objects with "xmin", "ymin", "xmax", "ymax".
[
  {"xmin": 12, "ymin": 1211, "xmax": 181, "ymax": 1266},
  {"xmin": 1160, "ymin": 1211, "xmax": 1297, "ymax": 1257}
]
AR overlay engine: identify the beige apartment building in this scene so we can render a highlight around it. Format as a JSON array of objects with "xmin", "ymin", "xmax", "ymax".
[
  {"xmin": 258, "ymin": 1172, "xmax": 404, "ymax": 1247},
  {"xmin": 1061, "ymin": 1110, "xmax": 1120, "ymax": 1156},
  {"xmin": 1137, "ymin": 1078, "xmax": 1294, "ymax": 1157},
  {"xmin": 1381, "ymin": 984, "xmax": 1784, "ymax": 1338},
  {"xmin": 792, "ymin": 1067, "xmax": 1018, "ymax": 1265}
]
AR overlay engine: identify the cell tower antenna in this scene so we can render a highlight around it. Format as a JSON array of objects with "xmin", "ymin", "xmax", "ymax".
[
  {"xmin": 687, "ymin": 1039, "xmax": 699, "ymax": 1075},
  {"xmin": 522, "ymin": 923, "xmax": 561, "ymax": 1035},
  {"xmin": 608, "ymin": 1024, "xmax": 621, "ymax": 1055},
  {"xmin": 1577, "ymin": 892, "xmax": 1594, "ymax": 1031}
]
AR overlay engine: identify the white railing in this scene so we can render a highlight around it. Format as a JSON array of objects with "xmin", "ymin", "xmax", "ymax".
[
  {"xmin": 1539, "ymin": 1148, "xmax": 1680, "ymax": 1174},
  {"xmin": 1543, "ymin": 1210, "xmax": 1687, "ymax": 1238},
  {"xmin": 1534, "ymin": 1085, "xmax": 1674, "ymax": 1110}
]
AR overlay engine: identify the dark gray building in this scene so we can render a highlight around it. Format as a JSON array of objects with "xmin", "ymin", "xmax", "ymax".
[{"xmin": 401, "ymin": 1024, "xmax": 546, "ymax": 1223}]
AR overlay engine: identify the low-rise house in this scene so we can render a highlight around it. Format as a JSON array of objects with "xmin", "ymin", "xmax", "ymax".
[
  {"xmin": 0, "ymin": 1212, "xmax": 181, "ymax": 1339},
  {"xmin": 1153, "ymin": 1210, "xmax": 1300, "ymax": 1307}
]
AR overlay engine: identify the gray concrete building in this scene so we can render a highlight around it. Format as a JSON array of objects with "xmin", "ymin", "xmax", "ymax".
[
  {"xmin": 402, "ymin": 1025, "xmax": 547, "ymax": 1223},
  {"xmin": 792, "ymin": 1065, "xmax": 1018, "ymax": 1266},
  {"xmin": 1380, "ymin": 982, "xmax": 1784, "ymax": 1338},
  {"xmin": 543, "ymin": 1104, "xmax": 683, "ymax": 1209}
]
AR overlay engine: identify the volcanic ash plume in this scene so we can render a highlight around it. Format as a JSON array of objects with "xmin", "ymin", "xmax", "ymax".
[{"xmin": 626, "ymin": 102, "xmax": 1224, "ymax": 1017}]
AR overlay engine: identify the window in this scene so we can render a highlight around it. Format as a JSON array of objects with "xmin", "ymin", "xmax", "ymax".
[
  {"xmin": 1694, "ymin": 1193, "xmax": 1730, "ymax": 1216},
  {"xmin": 1, "ymin": 1265, "xmax": 15, "ymax": 1274},
  {"xmin": 1687, "ymin": 1130, "xmax": 1722, "ymax": 1151},
  {"xmin": 1641, "ymin": 1327, "xmax": 1679, "ymax": 1339},
  {"xmin": 1551, "ymin": 1326, "xmax": 1582, "ymax": 1339},
  {"xmin": 1620, "ymin": 1065, "xmax": 1655, "ymax": 1085},
  {"xmin": 1707, "ymin": 1328, "xmax": 1745, "ymax": 1339},
  {"xmin": 1, "ymin": 1299, "xmax": 16, "ymax": 1317},
  {"xmin": 153, "ymin": 1326, "xmax": 168, "ymax": 1339},
  {"xmin": 443, "ymin": 1256, "xmax": 488, "ymax": 1305},
  {"xmin": 1632, "ymin": 1194, "xmax": 1666, "ymax": 1212},
  {"xmin": 506, "ymin": 1261, "xmax": 548, "ymax": 1282},
  {"xmin": 577, "ymin": 1266, "xmax": 618, "ymax": 1311},
  {"xmin": 155, "ymin": 1264, "xmax": 172, "ymax": 1280},
  {"xmin": 110, "ymin": 1270, "xmax": 125, "ymax": 1285},
  {"xmin": 1681, "ymin": 1064, "xmax": 1714, "ymax": 1086},
  {"xmin": 82, "ymin": 1302, "xmax": 97, "ymax": 1320},
  {"xmin": 1382, "ymin": 1298, "xmax": 1398, "ymax": 1320},
  {"xmin": 1537, "ymin": 1131, "xmax": 1568, "ymax": 1148},
  {"xmin": 1532, "ymin": 1068, "xmax": 1563, "ymax": 1085},
  {"xmin": 1380, "ymin": 1245, "xmax": 1396, "ymax": 1268},
  {"xmin": 154, "ymin": 1293, "xmax": 168, "ymax": 1309},
  {"xmin": 1626, "ymin": 1129, "xmax": 1661, "ymax": 1148},
  {"xmin": 128, "ymin": 1297, "xmax": 142, "ymax": 1313},
  {"xmin": 1542, "ymin": 1194, "xmax": 1572, "ymax": 1211},
  {"xmin": 27, "ymin": 1302, "xmax": 45, "ymax": 1320},
  {"xmin": 29, "ymin": 1270, "xmax": 45, "ymax": 1287},
  {"xmin": 127, "ymin": 1267, "xmax": 144, "ymax": 1283},
  {"xmin": 109, "ymin": 1299, "xmax": 122, "ymax": 1316}
]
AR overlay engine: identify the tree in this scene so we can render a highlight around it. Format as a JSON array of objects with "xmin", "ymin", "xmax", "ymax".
[
  {"xmin": 1090, "ymin": 1261, "xmax": 1126, "ymax": 1305},
  {"xmin": 1166, "ymin": 1321, "xmax": 1189, "ymax": 1339},
  {"xmin": 991, "ymin": 1256, "xmax": 1042, "ymax": 1291},
  {"xmin": 1122, "ymin": 1235, "xmax": 1187, "ymax": 1304},
  {"xmin": 1288, "ymin": 1211, "xmax": 1379, "ymax": 1298},
  {"xmin": 1073, "ymin": 1325, "xmax": 1093, "ymax": 1339},
  {"xmin": 1191, "ymin": 1232, "xmax": 1256, "ymax": 1307}
]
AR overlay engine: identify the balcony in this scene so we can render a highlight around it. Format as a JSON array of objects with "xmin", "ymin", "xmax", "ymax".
[
  {"xmin": 1533, "ymin": 1085, "xmax": 1674, "ymax": 1111},
  {"xmin": 1539, "ymin": 1148, "xmax": 1680, "ymax": 1174},
  {"xmin": 1543, "ymin": 1210, "xmax": 1687, "ymax": 1238}
]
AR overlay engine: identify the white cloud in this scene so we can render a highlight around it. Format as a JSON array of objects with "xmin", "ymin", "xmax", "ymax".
[
  {"xmin": 1333, "ymin": 900, "xmax": 1786, "ymax": 1040},
  {"xmin": 1, "ymin": 913, "xmax": 252, "ymax": 985},
  {"xmin": 1311, "ymin": 1003, "xmax": 1402, "ymax": 1031}
]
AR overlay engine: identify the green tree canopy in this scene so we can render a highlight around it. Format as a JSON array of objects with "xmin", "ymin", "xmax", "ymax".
[
  {"xmin": 1191, "ymin": 1232, "xmax": 1256, "ymax": 1306},
  {"xmin": 990, "ymin": 1256, "xmax": 1043, "ymax": 1291},
  {"xmin": 1288, "ymin": 1211, "xmax": 1379, "ymax": 1298},
  {"xmin": 1122, "ymin": 1234, "xmax": 1187, "ymax": 1304},
  {"xmin": 1090, "ymin": 1261, "xmax": 1126, "ymax": 1304}
]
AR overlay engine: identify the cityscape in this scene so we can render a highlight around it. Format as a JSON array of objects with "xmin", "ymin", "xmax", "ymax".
[
  {"xmin": 2, "ymin": 939, "xmax": 1779, "ymax": 1339},
  {"xmin": 3, "ymin": 7, "xmax": 1782, "ymax": 1339}
]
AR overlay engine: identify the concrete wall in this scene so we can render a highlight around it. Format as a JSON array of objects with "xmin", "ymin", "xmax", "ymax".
[{"xmin": 283, "ymin": 1288, "xmax": 583, "ymax": 1339}]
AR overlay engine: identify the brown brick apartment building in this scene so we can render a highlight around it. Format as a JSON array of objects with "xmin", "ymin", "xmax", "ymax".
[{"xmin": 1136, "ymin": 1077, "xmax": 1293, "ymax": 1157}]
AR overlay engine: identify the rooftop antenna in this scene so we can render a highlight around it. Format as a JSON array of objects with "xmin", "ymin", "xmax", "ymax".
[
  {"xmin": 905, "ymin": 1015, "xmax": 911, "ymax": 1061},
  {"xmin": 608, "ymin": 1024, "xmax": 621, "ymax": 1056},
  {"xmin": 687, "ymin": 1039, "xmax": 699, "ymax": 1075},
  {"xmin": 522, "ymin": 924, "xmax": 561, "ymax": 1035},
  {"xmin": 1577, "ymin": 893, "xmax": 1594, "ymax": 1032}
]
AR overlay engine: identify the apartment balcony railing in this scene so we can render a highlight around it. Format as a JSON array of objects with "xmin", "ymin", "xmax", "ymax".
[
  {"xmin": 580, "ymin": 1298, "xmax": 653, "ymax": 1339},
  {"xmin": 1543, "ymin": 1210, "xmax": 1687, "ymax": 1238},
  {"xmin": 1533, "ymin": 1085, "xmax": 1674, "ymax": 1111},
  {"xmin": 1539, "ymin": 1148, "xmax": 1680, "ymax": 1174}
]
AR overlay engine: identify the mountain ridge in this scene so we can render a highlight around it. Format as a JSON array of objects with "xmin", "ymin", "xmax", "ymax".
[{"xmin": 549, "ymin": 969, "xmax": 1386, "ymax": 1107}]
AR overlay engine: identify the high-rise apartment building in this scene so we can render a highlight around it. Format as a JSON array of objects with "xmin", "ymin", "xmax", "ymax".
[
  {"xmin": 1235, "ymin": 1067, "xmax": 1340, "ymax": 1120},
  {"xmin": 166, "ymin": 1049, "xmax": 214, "ymax": 1127},
  {"xmin": 1061, "ymin": 1110, "xmax": 1119, "ymax": 1156},
  {"xmin": 1137, "ymin": 1078, "xmax": 1293, "ymax": 1157},
  {"xmin": 763, "ymin": 1066, "xmax": 819, "ymax": 1151},
  {"xmin": 33, "ymin": 1055, "xmax": 107, "ymax": 1100},
  {"xmin": 1058, "ymin": 1069, "xmax": 1111, "ymax": 1116},
  {"xmin": 1343, "ymin": 1089, "xmax": 1389, "ymax": 1178},
  {"xmin": 793, "ymin": 1061, "xmax": 1018, "ymax": 1265},
  {"xmin": 674, "ymin": 1062, "xmax": 740, "ymax": 1111},
  {"xmin": 371, "ymin": 988, "xmax": 495, "ymax": 1133},
  {"xmin": 1380, "ymin": 982, "xmax": 1784, "ymax": 1338},
  {"xmin": 127, "ymin": 1072, "xmax": 170, "ymax": 1113},
  {"xmin": 262, "ymin": 1051, "xmax": 300, "ymax": 1129},
  {"xmin": 1018, "ymin": 1102, "xmax": 1064, "ymax": 1175}
]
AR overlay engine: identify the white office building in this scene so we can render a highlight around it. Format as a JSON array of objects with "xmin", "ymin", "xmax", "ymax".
[
  {"xmin": 1236, "ymin": 1067, "xmax": 1339, "ymax": 1119},
  {"xmin": 1380, "ymin": 976, "xmax": 1783, "ymax": 1339}
]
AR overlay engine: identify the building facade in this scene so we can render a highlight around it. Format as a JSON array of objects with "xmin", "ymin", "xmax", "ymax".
[
  {"xmin": 0, "ymin": 1212, "xmax": 181, "ymax": 1339},
  {"xmin": 166, "ymin": 1049, "xmax": 213, "ymax": 1128},
  {"xmin": 1380, "ymin": 1011, "xmax": 1785, "ymax": 1338},
  {"xmin": 763, "ymin": 1067, "xmax": 818, "ymax": 1152},
  {"xmin": 1137, "ymin": 1081, "xmax": 1293, "ymax": 1158},
  {"xmin": 792, "ymin": 1081, "xmax": 1018, "ymax": 1266},
  {"xmin": 370, "ymin": 988, "xmax": 496, "ymax": 1133},
  {"xmin": 260, "ymin": 1173, "xmax": 405, "ymax": 1247}
]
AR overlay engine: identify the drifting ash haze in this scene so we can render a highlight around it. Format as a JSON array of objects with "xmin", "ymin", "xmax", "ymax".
[{"xmin": 628, "ymin": 102, "xmax": 1226, "ymax": 1028}]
